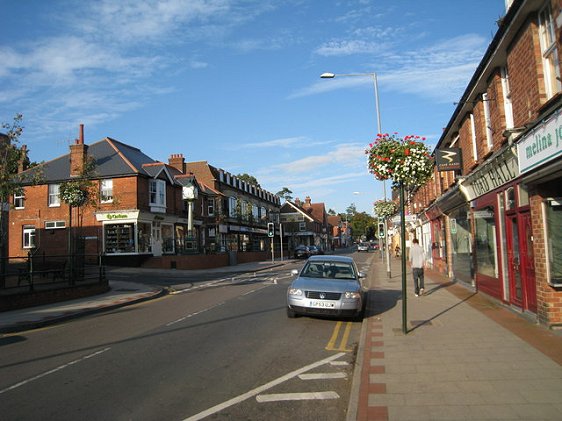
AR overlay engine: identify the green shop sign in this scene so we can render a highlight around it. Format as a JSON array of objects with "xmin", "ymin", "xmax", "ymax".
[{"xmin": 517, "ymin": 108, "xmax": 562, "ymax": 174}]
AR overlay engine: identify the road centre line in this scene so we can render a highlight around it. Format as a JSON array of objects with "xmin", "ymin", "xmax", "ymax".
[
  {"xmin": 166, "ymin": 302, "xmax": 225, "ymax": 327},
  {"xmin": 0, "ymin": 347, "xmax": 111, "ymax": 395},
  {"xmin": 256, "ymin": 391, "xmax": 339, "ymax": 403},
  {"xmin": 183, "ymin": 352, "xmax": 346, "ymax": 421}
]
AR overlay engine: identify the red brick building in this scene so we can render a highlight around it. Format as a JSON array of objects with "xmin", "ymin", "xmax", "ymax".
[{"xmin": 410, "ymin": 0, "xmax": 562, "ymax": 328}]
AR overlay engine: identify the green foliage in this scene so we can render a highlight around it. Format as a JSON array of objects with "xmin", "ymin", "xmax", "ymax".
[
  {"xmin": 236, "ymin": 173, "xmax": 260, "ymax": 188},
  {"xmin": 276, "ymin": 187, "xmax": 293, "ymax": 201},
  {"xmin": 59, "ymin": 157, "xmax": 97, "ymax": 208}
]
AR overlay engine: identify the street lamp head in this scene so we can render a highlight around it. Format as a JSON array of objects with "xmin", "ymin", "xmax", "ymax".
[{"xmin": 320, "ymin": 72, "xmax": 336, "ymax": 79}]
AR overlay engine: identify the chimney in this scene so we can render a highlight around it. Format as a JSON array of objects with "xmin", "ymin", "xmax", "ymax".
[
  {"xmin": 294, "ymin": 197, "xmax": 301, "ymax": 207},
  {"xmin": 70, "ymin": 123, "xmax": 88, "ymax": 177},
  {"xmin": 18, "ymin": 144, "xmax": 28, "ymax": 173},
  {"xmin": 304, "ymin": 196, "xmax": 312, "ymax": 208},
  {"xmin": 168, "ymin": 153, "xmax": 186, "ymax": 173}
]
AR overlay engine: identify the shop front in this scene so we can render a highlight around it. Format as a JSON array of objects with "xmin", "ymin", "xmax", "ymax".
[
  {"xmin": 516, "ymin": 105, "xmax": 562, "ymax": 326},
  {"xmin": 460, "ymin": 145, "xmax": 536, "ymax": 312},
  {"xmin": 96, "ymin": 210, "xmax": 189, "ymax": 257}
]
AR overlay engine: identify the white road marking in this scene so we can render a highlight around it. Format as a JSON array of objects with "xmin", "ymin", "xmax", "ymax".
[
  {"xmin": 298, "ymin": 372, "xmax": 347, "ymax": 380},
  {"xmin": 256, "ymin": 391, "xmax": 339, "ymax": 403},
  {"xmin": 330, "ymin": 361, "xmax": 349, "ymax": 366},
  {"xmin": 183, "ymin": 352, "xmax": 346, "ymax": 421},
  {"xmin": 0, "ymin": 347, "xmax": 111, "ymax": 395},
  {"xmin": 166, "ymin": 302, "xmax": 225, "ymax": 326}
]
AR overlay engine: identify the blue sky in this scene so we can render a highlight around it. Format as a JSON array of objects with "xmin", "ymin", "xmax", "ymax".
[{"xmin": 1, "ymin": 0, "xmax": 507, "ymax": 215}]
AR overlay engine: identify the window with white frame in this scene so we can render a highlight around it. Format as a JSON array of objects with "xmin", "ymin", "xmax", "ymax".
[
  {"xmin": 48, "ymin": 184, "xmax": 60, "ymax": 207},
  {"xmin": 14, "ymin": 191, "xmax": 24, "ymax": 209},
  {"xmin": 538, "ymin": 3, "xmax": 561, "ymax": 99},
  {"xmin": 207, "ymin": 198, "xmax": 215, "ymax": 216},
  {"xmin": 149, "ymin": 179, "xmax": 166, "ymax": 207},
  {"xmin": 23, "ymin": 226, "xmax": 36, "ymax": 249},
  {"xmin": 500, "ymin": 67, "xmax": 514, "ymax": 129},
  {"xmin": 469, "ymin": 113, "xmax": 478, "ymax": 161},
  {"xmin": 100, "ymin": 179, "xmax": 113, "ymax": 203},
  {"xmin": 299, "ymin": 222, "xmax": 306, "ymax": 231},
  {"xmin": 229, "ymin": 196, "xmax": 237, "ymax": 217},
  {"xmin": 45, "ymin": 220, "xmax": 66, "ymax": 229},
  {"xmin": 482, "ymin": 93, "xmax": 493, "ymax": 150}
]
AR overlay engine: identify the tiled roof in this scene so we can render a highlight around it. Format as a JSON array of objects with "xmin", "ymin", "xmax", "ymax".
[{"xmin": 19, "ymin": 137, "xmax": 159, "ymax": 183}]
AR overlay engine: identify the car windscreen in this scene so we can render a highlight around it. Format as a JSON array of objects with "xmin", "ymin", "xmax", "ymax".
[{"xmin": 301, "ymin": 261, "xmax": 356, "ymax": 280}]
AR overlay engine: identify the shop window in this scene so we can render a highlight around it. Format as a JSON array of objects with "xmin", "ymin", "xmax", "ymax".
[
  {"xmin": 505, "ymin": 187, "xmax": 516, "ymax": 211},
  {"xmin": 474, "ymin": 207, "xmax": 498, "ymax": 278},
  {"xmin": 518, "ymin": 184, "xmax": 529, "ymax": 207},
  {"xmin": 162, "ymin": 224, "xmax": 174, "ymax": 254},
  {"xmin": 545, "ymin": 198, "xmax": 562, "ymax": 286},
  {"xmin": 23, "ymin": 226, "xmax": 36, "ymax": 249},
  {"xmin": 138, "ymin": 222, "xmax": 152, "ymax": 253},
  {"xmin": 105, "ymin": 223, "xmax": 134, "ymax": 253}
]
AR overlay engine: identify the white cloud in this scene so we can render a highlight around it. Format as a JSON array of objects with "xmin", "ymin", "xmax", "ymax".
[{"xmin": 272, "ymin": 143, "xmax": 365, "ymax": 174}]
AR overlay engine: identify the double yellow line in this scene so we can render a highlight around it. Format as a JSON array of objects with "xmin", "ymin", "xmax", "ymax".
[{"xmin": 326, "ymin": 321, "xmax": 353, "ymax": 352}]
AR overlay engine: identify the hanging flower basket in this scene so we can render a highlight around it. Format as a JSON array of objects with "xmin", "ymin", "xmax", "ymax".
[
  {"xmin": 59, "ymin": 181, "xmax": 89, "ymax": 207},
  {"xmin": 373, "ymin": 199, "xmax": 398, "ymax": 218},
  {"xmin": 365, "ymin": 133, "xmax": 433, "ymax": 187}
]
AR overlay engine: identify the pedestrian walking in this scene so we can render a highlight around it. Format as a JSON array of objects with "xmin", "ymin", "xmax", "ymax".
[{"xmin": 409, "ymin": 238, "xmax": 425, "ymax": 296}]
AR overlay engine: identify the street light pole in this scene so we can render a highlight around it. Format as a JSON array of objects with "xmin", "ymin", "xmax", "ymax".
[{"xmin": 321, "ymin": 71, "xmax": 391, "ymax": 276}]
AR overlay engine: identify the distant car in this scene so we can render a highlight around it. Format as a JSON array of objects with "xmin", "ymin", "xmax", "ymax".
[
  {"xmin": 369, "ymin": 242, "xmax": 379, "ymax": 251},
  {"xmin": 294, "ymin": 245, "xmax": 310, "ymax": 259},
  {"xmin": 287, "ymin": 255, "xmax": 367, "ymax": 320},
  {"xmin": 357, "ymin": 242, "xmax": 369, "ymax": 252},
  {"xmin": 308, "ymin": 245, "xmax": 324, "ymax": 256}
]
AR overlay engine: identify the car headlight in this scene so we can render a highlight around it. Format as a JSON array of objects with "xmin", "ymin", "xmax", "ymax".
[
  {"xmin": 288, "ymin": 288, "xmax": 303, "ymax": 296},
  {"xmin": 344, "ymin": 291, "xmax": 361, "ymax": 299}
]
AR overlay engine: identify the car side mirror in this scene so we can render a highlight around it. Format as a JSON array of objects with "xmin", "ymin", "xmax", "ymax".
[
  {"xmin": 291, "ymin": 269, "xmax": 299, "ymax": 276},
  {"xmin": 358, "ymin": 271, "xmax": 366, "ymax": 279}
]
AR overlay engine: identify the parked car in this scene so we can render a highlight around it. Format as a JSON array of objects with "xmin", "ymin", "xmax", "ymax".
[
  {"xmin": 357, "ymin": 242, "xmax": 369, "ymax": 252},
  {"xmin": 308, "ymin": 245, "xmax": 324, "ymax": 256},
  {"xmin": 293, "ymin": 245, "xmax": 310, "ymax": 259},
  {"xmin": 287, "ymin": 255, "xmax": 367, "ymax": 320},
  {"xmin": 369, "ymin": 242, "xmax": 379, "ymax": 251}
]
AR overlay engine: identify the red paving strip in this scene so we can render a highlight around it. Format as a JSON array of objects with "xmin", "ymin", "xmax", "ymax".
[
  {"xmin": 425, "ymin": 267, "xmax": 562, "ymax": 366},
  {"xmin": 366, "ymin": 406, "xmax": 389, "ymax": 421},
  {"xmin": 356, "ymin": 316, "xmax": 389, "ymax": 421}
]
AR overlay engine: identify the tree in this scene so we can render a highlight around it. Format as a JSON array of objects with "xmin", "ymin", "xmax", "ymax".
[
  {"xmin": 276, "ymin": 187, "xmax": 293, "ymax": 201},
  {"xmin": 236, "ymin": 173, "xmax": 260, "ymax": 187},
  {"xmin": 349, "ymin": 212, "xmax": 376, "ymax": 242},
  {"xmin": 0, "ymin": 114, "xmax": 40, "ymax": 287},
  {"xmin": 327, "ymin": 208, "xmax": 336, "ymax": 216},
  {"xmin": 346, "ymin": 203, "xmax": 357, "ymax": 216}
]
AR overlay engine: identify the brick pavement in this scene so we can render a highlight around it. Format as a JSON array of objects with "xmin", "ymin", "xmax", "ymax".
[{"xmin": 352, "ymin": 254, "xmax": 562, "ymax": 421}]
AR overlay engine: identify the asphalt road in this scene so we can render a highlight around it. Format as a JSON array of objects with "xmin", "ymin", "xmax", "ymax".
[{"xmin": 0, "ymin": 252, "xmax": 374, "ymax": 420}]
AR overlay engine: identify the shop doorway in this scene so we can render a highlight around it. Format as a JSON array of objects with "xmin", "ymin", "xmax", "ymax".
[{"xmin": 506, "ymin": 212, "xmax": 536, "ymax": 312}]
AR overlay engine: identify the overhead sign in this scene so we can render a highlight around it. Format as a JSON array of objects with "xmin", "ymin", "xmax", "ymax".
[
  {"xmin": 436, "ymin": 148, "xmax": 463, "ymax": 172},
  {"xmin": 517, "ymin": 108, "xmax": 562, "ymax": 173},
  {"xmin": 460, "ymin": 147, "xmax": 519, "ymax": 201}
]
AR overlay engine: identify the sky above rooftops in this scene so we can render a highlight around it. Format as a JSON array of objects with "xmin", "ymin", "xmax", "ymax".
[{"xmin": 0, "ymin": 0, "xmax": 506, "ymax": 214}]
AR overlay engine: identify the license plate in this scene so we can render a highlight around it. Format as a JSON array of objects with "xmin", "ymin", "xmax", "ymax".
[{"xmin": 310, "ymin": 301, "xmax": 335, "ymax": 308}]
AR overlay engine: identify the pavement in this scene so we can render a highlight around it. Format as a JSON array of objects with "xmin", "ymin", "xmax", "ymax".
[
  {"xmin": 350, "ymin": 254, "xmax": 562, "ymax": 421},
  {"xmin": 2, "ymin": 254, "xmax": 562, "ymax": 420}
]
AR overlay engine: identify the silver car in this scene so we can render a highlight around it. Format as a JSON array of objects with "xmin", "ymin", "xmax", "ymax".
[{"xmin": 287, "ymin": 255, "xmax": 367, "ymax": 320}]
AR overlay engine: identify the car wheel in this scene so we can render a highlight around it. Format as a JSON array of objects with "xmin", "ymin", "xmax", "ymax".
[{"xmin": 287, "ymin": 307, "xmax": 297, "ymax": 318}]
